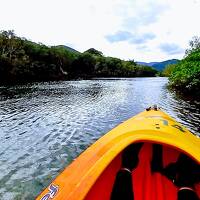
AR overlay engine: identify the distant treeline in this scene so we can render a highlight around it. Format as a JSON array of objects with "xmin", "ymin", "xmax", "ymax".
[
  {"xmin": 0, "ymin": 30, "xmax": 157, "ymax": 84},
  {"xmin": 163, "ymin": 36, "xmax": 200, "ymax": 96}
]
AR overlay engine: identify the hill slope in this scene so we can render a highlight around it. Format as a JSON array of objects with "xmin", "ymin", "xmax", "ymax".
[
  {"xmin": 152, "ymin": 59, "xmax": 179, "ymax": 71},
  {"xmin": 55, "ymin": 45, "xmax": 80, "ymax": 54}
]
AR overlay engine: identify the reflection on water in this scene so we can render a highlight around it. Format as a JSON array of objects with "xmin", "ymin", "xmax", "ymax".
[{"xmin": 0, "ymin": 77, "xmax": 199, "ymax": 199}]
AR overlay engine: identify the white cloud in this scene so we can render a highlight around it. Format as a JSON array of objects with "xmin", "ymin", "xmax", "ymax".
[{"xmin": 0, "ymin": 0, "xmax": 200, "ymax": 62}]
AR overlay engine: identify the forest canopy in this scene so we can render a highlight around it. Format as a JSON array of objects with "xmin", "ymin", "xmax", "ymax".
[{"xmin": 0, "ymin": 30, "xmax": 157, "ymax": 84}]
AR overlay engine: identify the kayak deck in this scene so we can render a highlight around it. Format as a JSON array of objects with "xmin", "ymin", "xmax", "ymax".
[{"xmin": 36, "ymin": 109, "xmax": 200, "ymax": 200}]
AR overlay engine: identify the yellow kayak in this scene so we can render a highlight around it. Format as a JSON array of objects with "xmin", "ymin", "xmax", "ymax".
[{"xmin": 36, "ymin": 107, "xmax": 200, "ymax": 200}]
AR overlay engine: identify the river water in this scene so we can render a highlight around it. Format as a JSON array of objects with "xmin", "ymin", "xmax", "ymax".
[{"xmin": 0, "ymin": 77, "xmax": 199, "ymax": 199}]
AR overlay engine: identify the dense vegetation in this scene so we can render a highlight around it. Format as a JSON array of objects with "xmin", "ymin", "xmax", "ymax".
[
  {"xmin": 164, "ymin": 36, "xmax": 200, "ymax": 96},
  {"xmin": 0, "ymin": 30, "xmax": 157, "ymax": 84}
]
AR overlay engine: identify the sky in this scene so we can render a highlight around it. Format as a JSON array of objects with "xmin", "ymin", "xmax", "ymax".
[{"xmin": 0, "ymin": 0, "xmax": 200, "ymax": 62}]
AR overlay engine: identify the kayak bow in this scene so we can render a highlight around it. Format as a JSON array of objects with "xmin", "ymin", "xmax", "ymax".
[{"xmin": 36, "ymin": 108, "xmax": 200, "ymax": 200}]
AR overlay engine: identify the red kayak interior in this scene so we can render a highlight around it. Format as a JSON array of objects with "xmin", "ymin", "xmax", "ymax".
[{"xmin": 85, "ymin": 143, "xmax": 200, "ymax": 200}]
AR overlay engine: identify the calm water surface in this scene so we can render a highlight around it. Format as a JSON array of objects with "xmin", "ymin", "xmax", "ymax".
[{"xmin": 0, "ymin": 77, "xmax": 199, "ymax": 199}]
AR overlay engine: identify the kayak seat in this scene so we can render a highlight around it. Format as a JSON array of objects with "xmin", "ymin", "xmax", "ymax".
[{"xmin": 85, "ymin": 143, "xmax": 200, "ymax": 200}]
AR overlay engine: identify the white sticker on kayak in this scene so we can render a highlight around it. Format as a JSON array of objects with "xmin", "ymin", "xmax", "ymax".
[{"xmin": 40, "ymin": 184, "xmax": 59, "ymax": 200}]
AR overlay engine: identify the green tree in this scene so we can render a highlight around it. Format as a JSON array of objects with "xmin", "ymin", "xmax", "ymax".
[
  {"xmin": 84, "ymin": 48, "xmax": 103, "ymax": 57},
  {"xmin": 167, "ymin": 36, "xmax": 200, "ymax": 96},
  {"xmin": 163, "ymin": 64, "xmax": 176, "ymax": 77},
  {"xmin": 71, "ymin": 53, "xmax": 96, "ymax": 77},
  {"xmin": 185, "ymin": 36, "xmax": 200, "ymax": 55}
]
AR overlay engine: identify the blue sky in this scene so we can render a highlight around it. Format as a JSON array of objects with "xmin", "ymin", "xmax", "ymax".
[{"xmin": 0, "ymin": 0, "xmax": 200, "ymax": 62}]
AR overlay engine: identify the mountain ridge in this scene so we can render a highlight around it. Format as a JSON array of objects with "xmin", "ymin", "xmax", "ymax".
[{"xmin": 137, "ymin": 59, "xmax": 179, "ymax": 71}]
